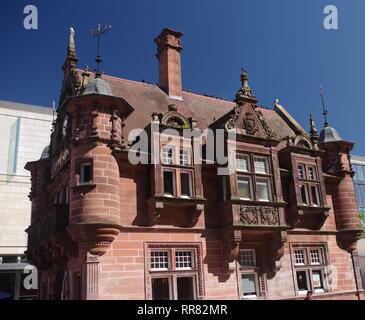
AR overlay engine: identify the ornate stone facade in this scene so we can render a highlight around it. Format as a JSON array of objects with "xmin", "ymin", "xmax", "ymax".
[{"xmin": 24, "ymin": 28, "xmax": 363, "ymax": 300}]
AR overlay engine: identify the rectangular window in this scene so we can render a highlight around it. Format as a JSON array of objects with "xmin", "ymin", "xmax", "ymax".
[
  {"xmin": 162, "ymin": 146, "xmax": 174, "ymax": 165},
  {"xmin": 163, "ymin": 171, "xmax": 175, "ymax": 197},
  {"xmin": 296, "ymin": 271, "xmax": 309, "ymax": 292},
  {"xmin": 238, "ymin": 176, "xmax": 252, "ymax": 200},
  {"xmin": 151, "ymin": 251, "xmax": 169, "ymax": 270},
  {"xmin": 300, "ymin": 184, "xmax": 308, "ymax": 205},
  {"xmin": 308, "ymin": 166, "xmax": 317, "ymax": 180},
  {"xmin": 294, "ymin": 249, "xmax": 306, "ymax": 265},
  {"xmin": 177, "ymin": 276, "xmax": 195, "ymax": 300},
  {"xmin": 298, "ymin": 164, "xmax": 306, "ymax": 180},
  {"xmin": 238, "ymin": 176, "xmax": 251, "ymax": 200},
  {"xmin": 180, "ymin": 172, "xmax": 192, "ymax": 198},
  {"xmin": 240, "ymin": 249, "xmax": 256, "ymax": 267},
  {"xmin": 80, "ymin": 163, "xmax": 92, "ymax": 184},
  {"xmin": 311, "ymin": 185, "xmax": 320, "ymax": 207},
  {"xmin": 241, "ymin": 273, "xmax": 258, "ymax": 297},
  {"xmin": 254, "ymin": 157, "xmax": 268, "ymax": 174},
  {"xmin": 256, "ymin": 178, "xmax": 271, "ymax": 202},
  {"xmin": 310, "ymin": 249, "xmax": 321, "ymax": 265},
  {"xmin": 152, "ymin": 278, "xmax": 170, "ymax": 300},
  {"xmin": 292, "ymin": 245, "xmax": 328, "ymax": 295},
  {"xmin": 312, "ymin": 270, "xmax": 325, "ymax": 292},
  {"xmin": 148, "ymin": 246, "xmax": 199, "ymax": 300},
  {"xmin": 175, "ymin": 251, "xmax": 193, "ymax": 270},
  {"xmin": 180, "ymin": 149, "xmax": 191, "ymax": 166},
  {"xmin": 236, "ymin": 154, "xmax": 249, "ymax": 172}
]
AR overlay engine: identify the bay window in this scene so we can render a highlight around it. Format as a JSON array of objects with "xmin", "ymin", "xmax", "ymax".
[
  {"xmin": 161, "ymin": 145, "xmax": 194, "ymax": 199},
  {"xmin": 297, "ymin": 163, "xmax": 322, "ymax": 207},
  {"xmin": 235, "ymin": 153, "xmax": 272, "ymax": 202}
]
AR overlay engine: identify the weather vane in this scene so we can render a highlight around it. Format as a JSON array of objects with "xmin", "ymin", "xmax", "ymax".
[
  {"xmin": 88, "ymin": 24, "xmax": 112, "ymax": 74},
  {"xmin": 319, "ymin": 86, "xmax": 329, "ymax": 127}
]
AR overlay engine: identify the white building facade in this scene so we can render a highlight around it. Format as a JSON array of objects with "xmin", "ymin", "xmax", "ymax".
[{"xmin": 0, "ymin": 100, "xmax": 53, "ymax": 299}]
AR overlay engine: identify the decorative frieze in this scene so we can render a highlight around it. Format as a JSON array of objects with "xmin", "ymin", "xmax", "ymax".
[{"xmin": 239, "ymin": 206, "xmax": 279, "ymax": 226}]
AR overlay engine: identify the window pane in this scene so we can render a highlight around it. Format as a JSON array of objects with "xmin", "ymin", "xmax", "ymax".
[
  {"xmin": 240, "ymin": 249, "xmax": 256, "ymax": 267},
  {"xmin": 180, "ymin": 172, "xmax": 192, "ymax": 197},
  {"xmin": 236, "ymin": 155, "xmax": 249, "ymax": 172},
  {"xmin": 310, "ymin": 249, "xmax": 321, "ymax": 265},
  {"xmin": 312, "ymin": 270, "xmax": 324, "ymax": 291},
  {"xmin": 81, "ymin": 164, "xmax": 92, "ymax": 183},
  {"xmin": 242, "ymin": 274, "xmax": 257, "ymax": 296},
  {"xmin": 177, "ymin": 277, "xmax": 195, "ymax": 300},
  {"xmin": 151, "ymin": 251, "xmax": 169, "ymax": 270},
  {"xmin": 163, "ymin": 171, "xmax": 174, "ymax": 196},
  {"xmin": 294, "ymin": 249, "xmax": 306, "ymax": 265},
  {"xmin": 311, "ymin": 185, "xmax": 320, "ymax": 206},
  {"xmin": 162, "ymin": 147, "xmax": 173, "ymax": 165},
  {"xmin": 300, "ymin": 184, "xmax": 308, "ymax": 205},
  {"xmin": 298, "ymin": 165, "xmax": 305, "ymax": 180},
  {"xmin": 254, "ymin": 157, "xmax": 268, "ymax": 174},
  {"xmin": 308, "ymin": 167, "xmax": 317, "ymax": 180},
  {"xmin": 296, "ymin": 271, "xmax": 309, "ymax": 291},
  {"xmin": 176, "ymin": 251, "xmax": 193, "ymax": 269},
  {"xmin": 180, "ymin": 149, "xmax": 191, "ymax": 166},
  {"xmin": 152, "ymin": 278, "xmax": 170, "ymax": 300},
  {"xmin": 238, "ymin": 176, "xmax": 252, "ymax": 200},
  {"xmin": 256, "ymin": 178, "xmax": 270, "ymax": 201}
]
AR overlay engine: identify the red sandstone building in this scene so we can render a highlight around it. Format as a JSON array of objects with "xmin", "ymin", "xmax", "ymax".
[{"xmin": 25, "ymin": 28, "xmax": 364, "ymax": 300}]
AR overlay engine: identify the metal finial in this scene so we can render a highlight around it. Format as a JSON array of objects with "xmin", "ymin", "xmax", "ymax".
[
  {"xmin": 88, "ymin": 24, "xmax": 112, "ymax": 76},
  {"xmin": 320, "ymin": 86, "xmax": 329, "ymax": 127}
]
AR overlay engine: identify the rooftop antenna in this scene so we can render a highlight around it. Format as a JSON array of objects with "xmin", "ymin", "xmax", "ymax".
[
  {"xmin": 88, "ymin": 24, "xmax": 112, "ymax": 77},
  {"xmin": 320, "ymin": 86, "xmax": 329, "ymax": 127}
]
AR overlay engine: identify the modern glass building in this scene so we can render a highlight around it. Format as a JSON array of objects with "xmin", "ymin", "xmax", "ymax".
[
  {"xmin": 352, "ymin": 156, "xmax": 365, "ymax": 217},
  {"xmin": 0, "ymin": 100, "xmax": 53, "ymax": 299},
  {"xmin": 352, "ymin": 155, "xmax": 365, "ymax": 288}
]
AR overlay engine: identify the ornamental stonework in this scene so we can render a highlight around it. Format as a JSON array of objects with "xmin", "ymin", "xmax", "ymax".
[{"xmin": 239, "ymin": 206, "xmax": 280, "ymax": 226}]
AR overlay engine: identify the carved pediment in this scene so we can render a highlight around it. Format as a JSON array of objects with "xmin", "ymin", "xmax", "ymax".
[
  {"xmin": 225, "ymin": 103, "xmax": 277, "ymax": 139},
  {"xmin": 152, "ymin": 104, "xmax": 192, "ymax": 129}
]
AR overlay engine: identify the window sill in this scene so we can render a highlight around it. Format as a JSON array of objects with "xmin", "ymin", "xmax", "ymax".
[{"xmin": 71, "ymin": 183, "xmax": 96, "ymax": 192}]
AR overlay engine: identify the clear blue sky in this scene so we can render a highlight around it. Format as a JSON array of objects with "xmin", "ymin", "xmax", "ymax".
[{"xmin": 1, "ymin": 0, "xmax": 364, "ymax": 154}]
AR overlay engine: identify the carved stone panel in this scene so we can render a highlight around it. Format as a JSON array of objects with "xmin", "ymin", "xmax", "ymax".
[{"xmin": 239, "ymin": 206, "xmax": 280, "ymax": 226}]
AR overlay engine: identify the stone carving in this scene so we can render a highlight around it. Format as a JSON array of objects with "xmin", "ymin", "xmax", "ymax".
[
  {"xmin": 224, "ymin": 105, "xmax": 242, "ymax": 131},
  {"xmin": 239, "ymin": 206, "xmax": 279, "ymax": 226},
  {"xmin": 254, "ymin": 108, "xmax": 277, "ymax": 139},
  {"xmin": 241, "ymin": 112, "xmax": 258, "ymax": 136},
  {"xmin": 159, "ymin": 109, "xmax": 191, "ymax": 129}
]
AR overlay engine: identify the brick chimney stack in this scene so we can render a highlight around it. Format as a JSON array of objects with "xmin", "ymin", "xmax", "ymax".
[{"xmin": 154, "ymin": 28, "xmax": 183, "ymax": 99}]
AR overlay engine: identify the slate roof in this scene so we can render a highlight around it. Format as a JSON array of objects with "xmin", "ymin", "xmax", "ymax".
[{"xmin": 82, "ymin": 72, "xmax": 299, "ymax": 141}]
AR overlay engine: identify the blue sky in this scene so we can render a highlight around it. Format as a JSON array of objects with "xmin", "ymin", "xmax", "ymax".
[{"xmin": 1, "ymin": 0, "xmax": 364, "ymax": 154}]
